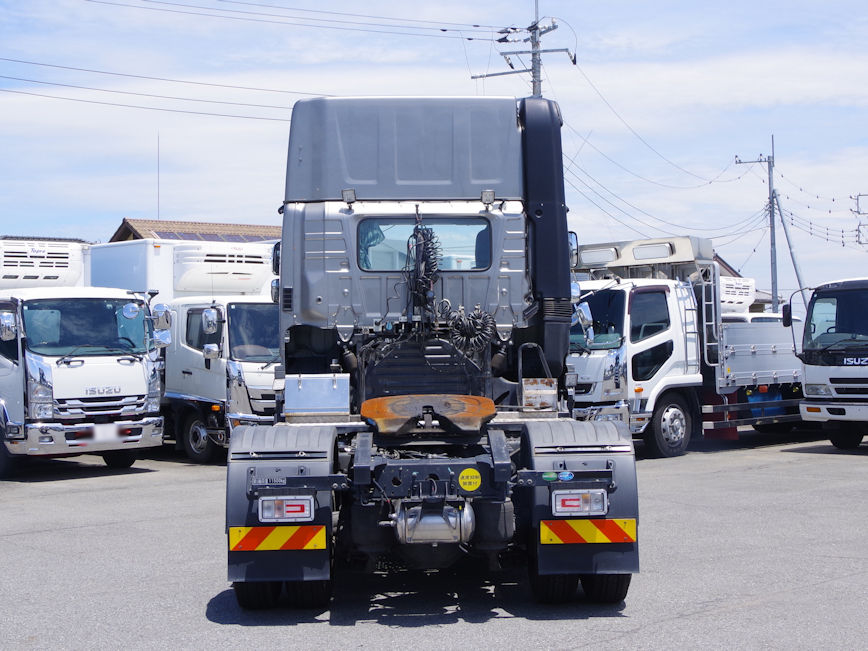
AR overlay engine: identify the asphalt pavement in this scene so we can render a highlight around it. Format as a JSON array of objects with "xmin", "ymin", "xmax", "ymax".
[{"xmin": 2, "ymin": 428, "xmax": 867, "ymax": 649}]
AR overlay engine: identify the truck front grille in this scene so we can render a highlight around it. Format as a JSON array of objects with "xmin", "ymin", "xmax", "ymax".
[
  {"xmin": 55, "ymin": 395, "xmax": 146, "ymax": 423},
  {"xmin": 248, "ymin": 388, "xmax": 276, "ymax": 416}
]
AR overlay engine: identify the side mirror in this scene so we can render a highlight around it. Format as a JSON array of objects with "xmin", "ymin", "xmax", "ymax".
[
  {"xmin": 152, "ymin": 303, "xmax": 172, "ymax": 330},
  {"xmin": 782, "ymin": 303, "xmax": 792, "ymax": 328},
  {"xmin": 201, "ymin": 308, "xmax": 219, "ymax": 336},
  {"xmin": 0, "ymin": 312, "xmax": 16, "ymax": 342},
  {"xmin": 153, "ymin": 328, "xmax": 171, "ymax": 349},
  {"xmin": 203, "ymin": 343, "xmax": 220, "ymax": 360},
  {"xmin": 575, "ymin": 302, "xmax": 595, "ymax": 345},
  {"xmin": 568, "ymin": 231, "xmax": 579, "ymax": 269},
  {"xmin": 272, "ymin": 241, "xmax": 281, "ymax": 276},
  {"xmin": 271, "ymin": 278, "xmax": 280, "ymax": 304},
  {"xmin": 122, "ymin": 302, "xmax": 141, "ymax": 320}
]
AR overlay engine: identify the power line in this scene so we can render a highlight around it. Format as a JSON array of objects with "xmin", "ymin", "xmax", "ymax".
[
  {"xmin": 565, "ymin": 167, "xmax": 673, "ymax": 236},
  {"xmin": 0, "ymin": 74, "xmax": 296, "ymax": 110},
  {"xmin": 0, "ymin": 87, "xmax": 291, "ymax": 121},
  {"xmin": 566, "ymin": 150, "xmax": 767, "ymax": 234},
  {"xmin": 570, "ymin": 60, "xmax": 716, "ymax": 183},
  {"xmin": 564, "ymin": 175, "xmax": 650, "ymax": 238},
  {"xmin": 0, "ymin": 56, "xmax": 331, "ymax": 96},
  {"xmin": 215, "ymin": 0, "xmax": 508, "ymax": 30},
  {"xmin": 563, "ymin": 121, "xmax": 751, "ymax": 190},
  {"xmin": 87, "ymin": 0, "xmax": 497, "ymax": 40}
]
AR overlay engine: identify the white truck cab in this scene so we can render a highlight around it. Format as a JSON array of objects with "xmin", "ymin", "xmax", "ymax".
[
  {"xmin": 90, "ymin": 238, "xmax": 278, "ymax": 462},
  {"xmin": 785, "ymin": 278, "xmax": 868, "ymax": 449},
  {"xmin": 0, "ymin": 238, "xmax": 169, "ymax": 477},
  {"xmin": 567, "ymin": 236, "xmax": 802, "ymax": 457}
]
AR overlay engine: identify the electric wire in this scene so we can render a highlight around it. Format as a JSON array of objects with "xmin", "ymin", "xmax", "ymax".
[
  {"xmin": 734, "ymin": 227, "xmax": 769, "ymax": 273},
  {"xmin": 566, "ymin": 150, "xmax": 768, "ymax": 234},
  {"xmin": 563, "ymin": 121, "xmax": 750, "ymax": 190},
  {"xmin": 564, "ymin": 175, "xmax": 649, "ymax": 238},
  {"xmin": 0, "ymin": 74, "xmax": 297, "ymax": 110},
  {"xmin": 215, "ymin": 0, "xmax": 509, "ymax": 31},
  {"xmin": 0, "ymin": 56, "xmax": 331, "ymax": 96},
  {"xmin": 0, "ymin": 87, "xmax": 291, "ymax": 121},
  {"xmin": 87, "ymin": 0, "xmax": 498, "ymax": 40}
]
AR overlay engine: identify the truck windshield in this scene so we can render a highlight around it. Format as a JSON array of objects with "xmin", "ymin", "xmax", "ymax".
[
  {"xmin": 803, "ymin": 288, "xmax": 868, "ymax": 351},
  {"xmin": 358, "ymin": 217, "xmax": 490, "ymax": 271},
  {"xmin": 571, "ymin": 289, "xmax": 626, "ymax": 351},
  {"xmin": 22, "ymin": 298, "xmax": 151, "ymax": 356},
  {"xmin": 227, "ymin": 302, "xmax": 280, "ymax": 362}
]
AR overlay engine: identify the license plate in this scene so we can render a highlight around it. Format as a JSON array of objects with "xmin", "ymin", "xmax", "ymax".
[{"xmin": 93, "ymin": 423, "xmax": 119, "ymax": 442}]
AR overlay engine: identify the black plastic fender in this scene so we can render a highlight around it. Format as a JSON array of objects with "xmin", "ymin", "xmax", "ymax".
[
  {"xmin": 226, "ymin": 424, "xmax": 337, "ymax": 583},
  {"xmin": 521, "ymin": 419, "xmax": 639, "ymax": 575}
]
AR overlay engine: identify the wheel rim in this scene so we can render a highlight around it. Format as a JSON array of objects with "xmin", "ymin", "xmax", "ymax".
[
  {"xmin": 188, "ymin": 420, "xmax": 209, "ymax": 454},
  {"xmin": 659, "ymin": 404, "xmax": 687, "ymax": 446}
]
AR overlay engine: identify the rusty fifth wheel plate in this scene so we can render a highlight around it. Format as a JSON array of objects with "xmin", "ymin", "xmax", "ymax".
[{"xmin": 360, "ymin": 394, "xmax": 496, "ymax": 435}]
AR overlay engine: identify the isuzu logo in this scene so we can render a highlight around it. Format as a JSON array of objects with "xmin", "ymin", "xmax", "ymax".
[
  {"xmin": 843, "ymin": 357, "xmax": 868, "ymax": 366},
  {"xmin": 85, "ymin": 386, "xmax": 122, "ymax": 396}
]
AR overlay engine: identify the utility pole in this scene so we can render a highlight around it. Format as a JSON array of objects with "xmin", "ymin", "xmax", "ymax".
[
  {"xmin": 735, "ymin": 136, "xmax": 778, "ymax": 310},
  {"xmin": 471, "ymin": 0, "xmax": 575, "ymax": 98}
]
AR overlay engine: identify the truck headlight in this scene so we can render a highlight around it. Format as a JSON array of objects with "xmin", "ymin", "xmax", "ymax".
[
  {"xmin": 27, "ymin": 371, "xmax": 54, "ymax": 420},
  {"xmin": 146, "ymin": 368, "xmax": 161, "ymax": 413},
  {"xmin": 804, "ymin": 383, "xmax": 833, "ymax": 397}
]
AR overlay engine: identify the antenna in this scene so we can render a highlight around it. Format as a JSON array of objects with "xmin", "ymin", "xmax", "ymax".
[
  {"xmin": 471, "ymin": 0, "xmax": 574, "ymax": 97},
  {"xmin": 157, "ymin": 131, "xmax": 161, "ymax": 221}
]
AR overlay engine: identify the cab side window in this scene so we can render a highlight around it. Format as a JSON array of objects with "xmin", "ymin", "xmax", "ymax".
[
  {"xmin": 630, "ymin": 292, "xmax": 670, "ymax": 342},
  {"xmin": 0, "ymin": 305, "xmax": 18, "ymax": 363},
  {"xmin": 185, "ymin": 308, "xmax": 221, "ymax": 350}
]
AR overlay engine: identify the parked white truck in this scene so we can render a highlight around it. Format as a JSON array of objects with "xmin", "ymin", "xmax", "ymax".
[
  {"xmin": 0, "ymin": 238, "xmax": 169, "ymax": 478},
  {"xmin": 566, "ymin": 236, "xmax": 803, "ymax": 457},
  {"xmin": 783, "ymin": 278, "xmax": 868, "ymax": 449},
  {"xmin": 90, "ymin": 238, "xmax": 278, "ymax": 462}
]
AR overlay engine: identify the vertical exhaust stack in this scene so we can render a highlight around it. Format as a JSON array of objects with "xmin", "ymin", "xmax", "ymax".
[{"xmin": 519, "ymin": 98, "xmax": 572, "ymax": 378}]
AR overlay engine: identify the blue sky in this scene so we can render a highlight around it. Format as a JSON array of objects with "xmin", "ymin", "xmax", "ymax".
[{"xmin": 2, "ymin": 1, "xmax": 867, "ymax": 304}]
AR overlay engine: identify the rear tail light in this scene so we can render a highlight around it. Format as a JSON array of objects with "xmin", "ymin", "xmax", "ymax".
[
  {"xmin": 551, "ymin": 489, "xmax": 608, "ymax": 516},
  {"xmin": 258, "ymin": 495, "xmax": 315, "ymax": 523}
]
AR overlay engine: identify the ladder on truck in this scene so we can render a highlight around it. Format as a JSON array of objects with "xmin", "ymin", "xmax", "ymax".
[{"xmin": 699, "ymin": 261, "xmax": 720, "ymax": 368}]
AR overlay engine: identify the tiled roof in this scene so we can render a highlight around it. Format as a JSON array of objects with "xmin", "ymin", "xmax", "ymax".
[{"xmin": 110, "ymin": 218, "xmax": 281, "ymax": 243}]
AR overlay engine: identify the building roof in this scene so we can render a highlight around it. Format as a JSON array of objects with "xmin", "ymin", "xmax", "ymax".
[{"xmin": 109, "ymin": 218, "xmax": 281, "ymax": 243}]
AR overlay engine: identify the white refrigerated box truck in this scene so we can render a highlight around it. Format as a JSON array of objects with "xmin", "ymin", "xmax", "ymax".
[
  {"xmin": 0, "ymin": 238, "xmax": 168, "ymax": 477},
  {"xmin": 90, "ymin": 238, "xmax": 279, "ymax": 462}
]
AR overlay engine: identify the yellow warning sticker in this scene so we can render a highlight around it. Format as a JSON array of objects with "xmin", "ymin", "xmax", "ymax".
[{"xmin": 458, "ymin": 468, "xmax": 482, "ymax": 492}]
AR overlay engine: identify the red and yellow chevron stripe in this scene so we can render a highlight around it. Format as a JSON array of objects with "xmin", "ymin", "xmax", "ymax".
[
  {"xmin": 228, "ymin": 525, "xmax": 326, "ymax": 551},
  {"xmin": 540, "ymin": 519, "xmax": 637, "ymax": 544}
]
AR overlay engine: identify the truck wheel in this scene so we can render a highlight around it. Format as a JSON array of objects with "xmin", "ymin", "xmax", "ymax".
[
  {"xmin": 645, "ymin": 393, "xmax": 692, "ymax": 458},
  {"xmin": 102, "ymin": 450, "xmax": 137, "ymax": 469},
  {"xmin": 285, "ymin": 579, "xmax": 332, "ymax": 609},
  {"xmin": 829, "ymin": 428, "xmax": 864, "ymax": 450},
  {"xmin": 580, "ymin": 573, "xmax": 631, "ymax": 604},
  {"xmin": 0, "ymin": 442, "xmax": 18, "ymax": 479},
  {"xmin": 529, "ymin": 568, "xmax": 579, "ymax": 604},
  {"xmin": 232, "ymin": 581, "xmax": 281, "ymax": 610},
  {"xmin": 182, "ymin": 414, "xmax": 216, "ymax": 463}
]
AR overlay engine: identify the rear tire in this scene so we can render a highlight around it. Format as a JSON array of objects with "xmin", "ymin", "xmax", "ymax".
[
  {"xmin": 285, "ymin": 579, "xmax": 332, "ymax": 609},
  {"xmin": 232, "ymin": 581, "xmax": 281, "ymax": 610},
  {"xmin": 644, "ymin": 393, "xmax": 692, "ymax": 458},
  {"xmin": 102, "ymin": 450, "xmax": 136, "ymax": 469},
  {"xmin": 580, "ymin": 573, "xmax": 632, "ymax": 604},
  {"xmin": 0, "ymin": 442, "xmax": 18, "ymax": 479},
  {"xmin": 182, "ymin": 413, "xmax": 217, "ymax": 463},
  {"xmin": 829, "ymin": 428, "xmax": 864, "ymax": 450}
]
